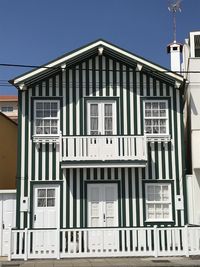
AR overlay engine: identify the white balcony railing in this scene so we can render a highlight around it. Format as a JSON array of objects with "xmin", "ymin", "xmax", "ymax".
[
  {"xmin": 8, "ymin": 226, "xmax": 200, "ymax": 260},
  {"xmin": 61, "ymin": 135, "xmax": 147, "ymax": 162}
]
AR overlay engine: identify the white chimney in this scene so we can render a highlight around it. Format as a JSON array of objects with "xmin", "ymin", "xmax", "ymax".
[{"xmin": 167, "ymin": 41, "xmax": 183, "ymax": 73}]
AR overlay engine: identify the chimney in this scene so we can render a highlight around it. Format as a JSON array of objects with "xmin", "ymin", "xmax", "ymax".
[{"xmin": 167, "ymin": 41, "xmax": 183, "ymax": 73}]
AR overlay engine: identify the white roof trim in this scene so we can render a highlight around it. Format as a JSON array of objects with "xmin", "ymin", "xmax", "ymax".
[
  {"xmin": 13, "ymin": 40, "xmax": 183, "ymax": 85},
  {"xmin": 0, "ymin": 189, "xmax": 16, "ymax": 194}
]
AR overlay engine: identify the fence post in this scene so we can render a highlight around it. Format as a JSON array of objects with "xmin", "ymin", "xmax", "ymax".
[
  {"xmin": 184, "ymin": 225, "xmax": 189, "ymax": 257},
  {"xmin": 8, "ymin": 226, "xmax": 12, "ymax": 261},
  {"xmin": 24, "ymin": 228, "xmax": 28, "ymax": 261},
  {"xmin": 57, "ymin": 227, "xmax": 60, "ymax": 259},
  {"xmin": 154, "ymin": 225, "xmax": 158, "ymax": 257}
]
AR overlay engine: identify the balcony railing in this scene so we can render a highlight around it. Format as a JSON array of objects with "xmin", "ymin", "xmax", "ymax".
[{"xmin": 61, "ymin": 135, "xmax": 147, "ymax": 163}]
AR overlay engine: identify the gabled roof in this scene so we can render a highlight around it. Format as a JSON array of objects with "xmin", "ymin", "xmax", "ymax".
[
  {"xmin": 0, "ymin": 95, "xmax": 18, "ymax": 102},
  {"xmin": 10, "ymin": 39, "xmax": 184, "ymax": 88}
]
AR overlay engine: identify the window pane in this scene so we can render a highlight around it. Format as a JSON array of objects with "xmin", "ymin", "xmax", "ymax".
[
  {"xmin": 146, "ymin": 127, "xmax": 152, "ymax": 134},
  {"xmin": 90, "ymin": 104, "xmax": 98, "ymax": 116},
  {"xmin": 38, "ymin": 198, "xmax": 46, "ymax": 207},
  {"xmin": 104, "ymin": 104, "xmax": 112, "ymax": 116},
  {"xmin": 153, "ymin": 110, "xmax": 159, "ymax": 117},
  {"xmin": 36, "ymin": 119, "xmax": 43, "ymax": 126},
  {"xmin": 145, "ymin": 119, "xmax": 152, "ymax": 126},
  {"xmin": 160, "ymin": 110, "xmax": 166, "ymax": 117},
  {"xmin": 36, "ymin": 110, "xmax": 43, "ymax": 117},
  {"xmin": 44, "ymin": 127, "xmax": 50, "ymax": 134},
  {"xmin": 152, "ymin": 102, "xmax": 158, "ymax": 109},
  {"xmin": 160, "ymin": 119, "xmax": 166, "ymax": 126},
  {"xmin": 105, "ymin": 118, "xmax": 112, "ymax": 130},
  {"xmin": 147, "ymin": 193, "xmax": 155, "ymax": 201},
  {"xmin": 44, "ymin": 120, "xmax": 50, "ymax": 126},
  {"xmin": 51, "ymin": 102, "xmax": 58, "ymax": 110},
  {"xmin": 51, "ymin": 110, "xmax": 57, "ymax": 117},
  {"xmin": 47, "ymin": 198, "xmax": 55, "ymax": 207},
  {"xmin": 36, "ymin": 127, "xmax": 43, "ymax": 134},
  {"xmin": 38, "ymin": 189, "xmax": 46, "ymax": 197},
  {"xmin": 145, "ymin": 102, "xmax": 151, "ymax": 109},
  {"xmin": 159, "ymin": 102, "xmax": 166, "ymax": 109},
  {"xmin": 154, "ymin": 193, "xmax": 162, "ymax": 201},
  {"xmin": 145, "ymin": 110, "xmax": 151, "ymax": 117},
  {"xmin": 91, "ymin": 118, "xmax": 98, "ymax": 131},
  {"xmin": 160, "ymin": 127, "xmax": 166, "ymax": 134},
  {"xmin": 51, "ymin": 127, "xmax": 58, "ymax": 134},
  {"xmin": 148, "ymin": 185, "xmax": 154, "ymax": 194},
  {"xmin": 51, "ymin": 119, "xmax": 57, "ymax": 126},
  {"xmin": 47, "ymin": 189, "xmax": 55, "ymax": 197},
  {"xmin": 44, "ymin": 102, "xmax": 50, "ymax": 109},
  {"xmin": 44, "ymin": 110, "xmax": 50, "ymax": 117},
  {"xmin": 153, "ymin": 127, "xmax": 159, "ymax": 134},
  {"xmin": 36, "ymin": 102, "xmax": 43, "ymax": 109}
]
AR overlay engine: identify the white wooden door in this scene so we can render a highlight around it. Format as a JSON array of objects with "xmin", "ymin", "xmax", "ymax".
[
  {"xmin": 33, "ymin": 184, "xmax": 59, "ymax": 254},
  {"xmin": 0, "ymin": 193, "xmax": 16, "ymax": 256},
  {"xmin": 87, "ymin": 101, "xmax": 117, "ymax": 159},
  {"xmin": 87, "ymin": 183, "xmax": 118, "ymax": 251}
]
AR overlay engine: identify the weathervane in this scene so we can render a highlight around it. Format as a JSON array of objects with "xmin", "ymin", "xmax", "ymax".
[{"xmin": 168, "ymin": 0, "xmax": 182, "ymax": 42}]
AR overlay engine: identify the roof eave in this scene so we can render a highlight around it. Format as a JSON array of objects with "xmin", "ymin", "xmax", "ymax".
[{"xmin": 10, "ymin": 39, "xmax": 184, "ymax": 89}]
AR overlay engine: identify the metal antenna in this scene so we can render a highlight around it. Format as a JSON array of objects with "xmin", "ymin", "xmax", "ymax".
[{"xmin": 168, "ymin": 0, "xmax": 182, "ymax": 42}]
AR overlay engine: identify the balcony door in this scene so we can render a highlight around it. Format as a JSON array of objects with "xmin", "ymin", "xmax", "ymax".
[
  {"xmin": 87, "ymin": 100, "xmax": 117, "ymax": 135},
  {"xmin": 87, "ymin": 100, "xmax": 117, "ymax": 160}
]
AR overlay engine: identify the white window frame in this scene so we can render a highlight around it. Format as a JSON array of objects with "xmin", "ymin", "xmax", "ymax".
[
  {"xmin": 143, "ymin": 99, "xmax": 169, "ymax": 136},
  {"xmin": 87, "ymin": 100, "xmax": 117, "ymax": 135},
  {"xmin": 34, "ymin": 100, "xmax": 60, "ymax": 136},
  {"xmin": 145, "ymin": 183, "xmax": 173, "ymax": 222}
]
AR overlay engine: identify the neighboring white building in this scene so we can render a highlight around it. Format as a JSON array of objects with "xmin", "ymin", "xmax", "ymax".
[
  {"xmin": 181, "ymin": 32, "xmax": 200, "ymax": 225},
  {"xmin": 0, "ymin": 96, "xmax": 18, "ymax": 123}
]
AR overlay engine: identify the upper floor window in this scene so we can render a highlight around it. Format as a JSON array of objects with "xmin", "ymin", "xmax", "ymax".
[
  {"xmin": 1, "ymin": 106, "xmax": 13, "ymax": 112},
  {"xmin": 145, "ymin": 183, "xmax": 172, "ymax": 222},
  {"xmin": 34, "ymin": 100, "xmax": 59, "ymax": 135},
  {"xmin": 144, "ymin": 100, "xmax": 169, "ymax": 135},
  {"xmin": 87, "ymin": 100, "xmax": 117, "ymax": 135}
]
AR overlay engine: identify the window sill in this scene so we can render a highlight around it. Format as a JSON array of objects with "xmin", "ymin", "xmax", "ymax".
[
  {"xmin": 145, "ymin": 134, "xmax": 171, "ymax": 142},
  {"xmin": 32, "ymin": 135, "xmax": 60, "ymax": 144}
]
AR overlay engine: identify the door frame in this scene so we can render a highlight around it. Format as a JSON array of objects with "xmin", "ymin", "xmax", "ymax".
[
  {"xmin": 30, "ymin": 181, "xmax": 63, "ymax": 229},
  {"xmin": 84, "ymin": 97, "xmax": 120, "ymax": 135},
  {"xmin": 85, "ymin": 181, "xmax": 120, "ymax": 228}
]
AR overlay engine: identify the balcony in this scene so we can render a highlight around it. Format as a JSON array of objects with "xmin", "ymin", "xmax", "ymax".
[{"xmin": 61, "ymin": 135, "xmax": 147, "ymax": 168}]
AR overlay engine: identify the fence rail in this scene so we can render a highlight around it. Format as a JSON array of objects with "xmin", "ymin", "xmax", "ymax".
[{"xmin": 8, "ymin": 226, "xmax": 200, "ymax": 260}]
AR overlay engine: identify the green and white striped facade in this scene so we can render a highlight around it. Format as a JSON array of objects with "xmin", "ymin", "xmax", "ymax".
[{"xmin": 12, "ymin": 40, "xmax": 186, "ymax": 231}]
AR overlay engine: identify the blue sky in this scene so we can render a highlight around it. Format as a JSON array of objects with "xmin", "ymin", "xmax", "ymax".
[{"xmin": 0, "ymin": 0, "xmax": 199, "ymax": 95}]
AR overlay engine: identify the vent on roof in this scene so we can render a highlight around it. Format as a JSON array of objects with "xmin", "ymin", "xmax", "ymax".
[{"xmin": 194, "ymin": 35, "xmax": 200, "ymax": 57}]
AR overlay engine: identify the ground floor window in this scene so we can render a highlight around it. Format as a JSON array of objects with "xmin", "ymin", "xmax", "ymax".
[{"xmin": 145, "ymin": 183, "xmax": 172, "ymax": 222}]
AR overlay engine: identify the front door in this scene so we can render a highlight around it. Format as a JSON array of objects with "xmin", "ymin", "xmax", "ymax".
[
  {"xmin": 0, "ymin": 193, "xmax": 16, "ymax": 256},
  {"xmin": 87, "ymin": 183, "xmax": 118, "ymax": 251},
  {"xmin": 33, "ymin": 184, "xmax": 59, "ymax": 254},
  {"xmin": 33, "ymin": 184, "xmax": 59, "ymax": 228}
]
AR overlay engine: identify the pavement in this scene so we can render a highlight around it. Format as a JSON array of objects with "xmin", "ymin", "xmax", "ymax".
[{"xmin": 1, "ymin": 256, "xmax": 200, "ymax": 267}]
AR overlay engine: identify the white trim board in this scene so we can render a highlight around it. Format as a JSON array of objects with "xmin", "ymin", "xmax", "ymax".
[{"xmin": 0, "ymin": 190, "xmax": 16, "ymax": 194}]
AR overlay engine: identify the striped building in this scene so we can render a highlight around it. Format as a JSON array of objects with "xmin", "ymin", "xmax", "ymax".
[{"xmin": 10, "ymin": 40, "xmax": 186, "ymax": 255}]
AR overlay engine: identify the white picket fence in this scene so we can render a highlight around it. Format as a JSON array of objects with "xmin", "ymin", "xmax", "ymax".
[{"xmin": 8, "ymin": 226, "xmax": 200, "ymax": 260}]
